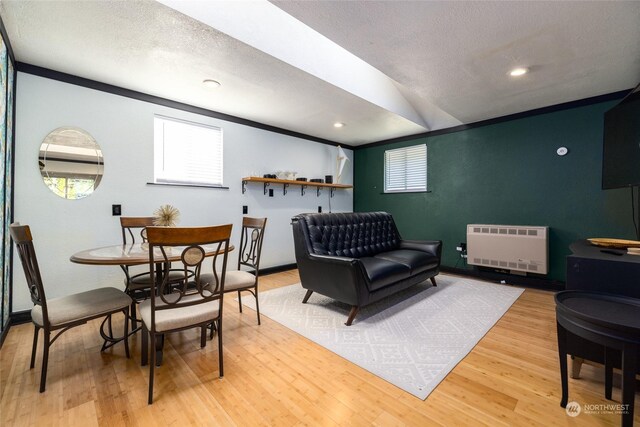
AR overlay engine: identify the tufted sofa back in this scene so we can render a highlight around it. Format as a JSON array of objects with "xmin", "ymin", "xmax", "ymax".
[{"xmin": 294, "ymin": 212, "xmax": 401, "ymax": 257}]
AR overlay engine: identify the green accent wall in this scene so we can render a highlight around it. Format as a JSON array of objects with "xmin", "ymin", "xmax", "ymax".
[{"xmin": 354, "ymin": 99, "xmax": 635, "ymax": 282}]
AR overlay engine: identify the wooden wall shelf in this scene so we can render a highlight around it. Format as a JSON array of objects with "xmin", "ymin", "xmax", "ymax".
[{"xmin": 241, "ymin": 177, "xmax": 352, "ymax": 197}]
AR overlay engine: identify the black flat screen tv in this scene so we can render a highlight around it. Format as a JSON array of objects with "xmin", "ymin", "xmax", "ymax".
[{"xmin": 602, "ymin": 84, "xmax": 640, "ymax": 190}]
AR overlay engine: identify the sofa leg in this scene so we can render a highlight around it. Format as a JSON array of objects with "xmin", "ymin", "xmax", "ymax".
[
  {"xmin": 345, "ymin": 306, "xmax": 359, "ymax": 326},
  {"xmin": 302, "ymin": 289, "xmax": 314, "ymax": 304},
  {"xmin": 430, "ymin": 277, "xmax": 437, "ymax": 287}
]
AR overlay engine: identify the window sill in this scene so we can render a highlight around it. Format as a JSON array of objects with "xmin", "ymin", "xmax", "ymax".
[
  {"xmin": 147, "ymin": 182, "xmax": 229, "ymax": 190},
  {"xmin": 381, "ymin": 190, "xmax": 431, "ymax": 194},
  {"xmin": 380, "ymin": 190, "xmax": 431, "ymax": 194}
]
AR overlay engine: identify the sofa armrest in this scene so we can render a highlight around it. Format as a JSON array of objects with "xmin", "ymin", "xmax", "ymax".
[
  {"xmin": 399, "ymin": 239, "xmax": 442, "ymax": 259},
  {"xmin": 308, "ymin": 253, "xmax": 359, "ymax": 266},
  {"xmin": 295, "ymin": 253, "xmax": 366, "ymax": 306}
]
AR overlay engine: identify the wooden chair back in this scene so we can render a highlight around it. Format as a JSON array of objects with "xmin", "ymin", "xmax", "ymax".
[
  {"xmin": 146, "ymin": 225, "xmax": 232, "ymax": 315},
  {"xmin": 120, "ymin": 216, "xmax": 155, "ymax": 244},
  {"xmin": 237, "ymin": 217, "xmax": 267, "ymax": 272},
  {"xmin": 10, "ymin": 223, "xmax": 49, "ymax": 324}
]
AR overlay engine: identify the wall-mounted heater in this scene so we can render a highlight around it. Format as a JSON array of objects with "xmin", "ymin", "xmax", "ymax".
[{"xmin": 467, "ymin": 224, "xmax": 549, "ymax": 275}]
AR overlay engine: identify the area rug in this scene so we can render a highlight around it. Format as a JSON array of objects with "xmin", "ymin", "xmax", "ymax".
[{"xmin": 240, "ymin": 274, "xmax": 524, "ymax": 399}]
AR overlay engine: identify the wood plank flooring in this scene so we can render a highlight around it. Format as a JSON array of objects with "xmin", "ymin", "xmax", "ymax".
[{"xmin": 1, "ymin": 270, "xmax": 638, "ymax": 426}]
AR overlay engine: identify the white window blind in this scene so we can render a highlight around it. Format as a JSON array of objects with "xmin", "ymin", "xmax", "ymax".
[
  {"xmin": 384, "ymin": 144, "xmax": 427, "ymax": 192},
  {"xmin": 154, "ymin": 116, "xmax": 223, "ymax": 186}
]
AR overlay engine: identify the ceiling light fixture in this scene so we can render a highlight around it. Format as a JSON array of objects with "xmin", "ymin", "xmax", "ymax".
[
  {"xmin": 202, "ymin": 79, "xmax": 221, "ymax": 88},
  {"xmin": 333, "ymin": 122, "xmax": 345, "ymax": 128},
  {"xmin": 509, "ymin": 67, "xmax": 529, "ymax": 77}
]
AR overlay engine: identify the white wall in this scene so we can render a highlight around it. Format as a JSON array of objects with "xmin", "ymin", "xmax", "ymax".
[{"xmin": 13, "ymin": 73, "xmax": 353, "ymax": 311}]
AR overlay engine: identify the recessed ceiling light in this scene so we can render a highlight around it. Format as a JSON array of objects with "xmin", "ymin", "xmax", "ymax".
[
  {"xmin": 509, "ymin": 67, "xmax": 529, "ymax": 77},
  {"xmin": 333, "ymin": 122, "xmax": 345, "ymax": 128},
  {"xmin": 202, "ymin": 79, "xmax": 221, "ymax": 88}
]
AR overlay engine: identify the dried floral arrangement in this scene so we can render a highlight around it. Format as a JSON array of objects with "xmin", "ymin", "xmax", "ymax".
[{"xmin": 153, "ymin": 204, "xmax": 180, "ymax": 227}]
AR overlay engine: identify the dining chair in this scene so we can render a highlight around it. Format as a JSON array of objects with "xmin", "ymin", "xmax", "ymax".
[
  {"xmin": 201, "ymin": 217, "xmax": 267, "ymax": 326},
  {"xmin": 10, "ymin": 223, "xmax": 132, "ymax": 393},
  {"xmin": 139, "ymin": 224, "xmax": 232, "ymax": 404},
  {"xmin": 120, "ymin": 216, "xmax": 190, "ymax": 329}
]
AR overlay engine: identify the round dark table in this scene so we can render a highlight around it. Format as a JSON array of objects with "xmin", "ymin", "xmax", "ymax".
[{"xmin": 555, "ymin": 290, "xmax": 640, "ymax": 427}]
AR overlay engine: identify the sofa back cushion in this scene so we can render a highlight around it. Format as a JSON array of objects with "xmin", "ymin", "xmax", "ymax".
[{"xmin": 299, "ymin": 212, "xmax": 401, "ymax": 257}]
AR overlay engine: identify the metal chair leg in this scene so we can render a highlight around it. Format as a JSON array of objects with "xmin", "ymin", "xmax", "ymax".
[
  {"xmin": 155, "ymin": 334, "xmax": 164, "ymax": 367},
  {"xmin": 30, "ymin": 325, "xmax": 40, "ymax": 369},
  {"xmin": 130, "ymin": 300, "xmax": 138, "ymax": 330},
  {"xmin": 200, "ymin": 326, "xmax": 206, "ymax": 348},
  {"xmin": 141, "ymin": 324, "xmax": 149, "ymax": 366},
  {"xmin": 107, "ymin": 313, "xmax": 113, "ymax": 339},
  {"xmin": 254, "ymin": 286, "xmax": 261, "ymax": 326},
  {"xmin": 123, "ymin": 308, "xmax": 130, "ymax": 358},
  {"xmin": 39, "ymin": 330, "xmax": 51, "ymax": 393},
  {"xmin": 148, "ymin": 333, "xmax": 155, "ymax": 404},
  {"xmin": 238, "ymin": 290, "xmax": 243, "ymax": 313},
  {"xmin": 217, "ymin": 318, "xmax": 224, "ymax": 378}
]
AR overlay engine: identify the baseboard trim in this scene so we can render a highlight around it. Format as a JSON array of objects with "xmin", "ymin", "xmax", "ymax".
[
  {"xmin": 9, "ymin": 309, "xmax": 31, "ymax": 325},
  {"xmin": 440, "ymin": 266, "xmax": 565, "ymax": 291},
  {"xmin": 260, "ymin": 263, "xmax": 297, "ymax": 276}
]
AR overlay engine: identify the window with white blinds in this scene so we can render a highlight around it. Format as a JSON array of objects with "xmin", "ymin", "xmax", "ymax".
[
  {"xmin": 153, "ymin": 116, "xmax": 223, "ymax": 186},
  {"xmin": 384, "ymin": 144, "xmax": 427, "ymax": 193}
]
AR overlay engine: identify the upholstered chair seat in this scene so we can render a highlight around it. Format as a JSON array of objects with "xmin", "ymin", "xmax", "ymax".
[
  {"xmin": 140, "ymin": 294, "xmax": 220, "ymax": 333},
  {"xmin": 32, "ymin": 287, "xmax": 131, "ymax": 327},
  {"xmin": 201, "ymin": 270, "xmax": 255, "ymax": 293},
  {"xmin": 223, "ymin": 271, "xmax": 256, "ymax": 290}
]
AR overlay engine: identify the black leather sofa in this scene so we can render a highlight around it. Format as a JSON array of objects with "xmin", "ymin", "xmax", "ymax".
[{"xmin": 291, "ymin": 212, "xmax": 442, "ymax": 325}]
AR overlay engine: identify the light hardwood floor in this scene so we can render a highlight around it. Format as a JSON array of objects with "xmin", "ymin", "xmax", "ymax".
[{"xmin": 1, "ymin": 270, "xmax": 638, "ymax": 426}]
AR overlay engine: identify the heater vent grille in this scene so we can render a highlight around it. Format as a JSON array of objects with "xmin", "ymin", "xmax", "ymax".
[
  {"xmin": 467, "ymin": 224, "xmax": 548, "ymax": 274},
  {"xmin": 472, "ymin": 225, "xmax": 539, "ymax": 237}
]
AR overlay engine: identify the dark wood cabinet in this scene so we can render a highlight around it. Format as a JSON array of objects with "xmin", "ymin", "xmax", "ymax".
[
  {"xmin": 566, "ymin": 240, "xmax": 640, "ymax": 298},
  {"xmin": 564, "ymin": 240, "xmax": 640, "ymax": 376}
]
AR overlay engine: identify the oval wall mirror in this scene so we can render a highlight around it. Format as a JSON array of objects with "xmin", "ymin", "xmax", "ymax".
[{"xmin": 38, "ymin": 127, "xmax": 104, "ymax": 200}]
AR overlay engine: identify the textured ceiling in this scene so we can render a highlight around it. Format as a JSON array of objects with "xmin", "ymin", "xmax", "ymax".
[
  {"xmin": 274, "ymin": 1, "xmax": 640, "ymax": 124},
  {"xmin": 1, "ymin": 1, "xmax": 639, "ymax": 146}
]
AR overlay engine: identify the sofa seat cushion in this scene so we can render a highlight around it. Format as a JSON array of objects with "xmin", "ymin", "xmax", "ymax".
[
  {"xmin": 374, "ymin": 250, "xmax": 439, "ymax": 274},
  {"xmin": 359, "ymin": 257, "xmax": 411, "ymax": 291}
]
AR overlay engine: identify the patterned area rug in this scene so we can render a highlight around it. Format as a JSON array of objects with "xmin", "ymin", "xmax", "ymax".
[{"xmin": 240, "ymin": 274, "xmax": 524, "ymax": 399}]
